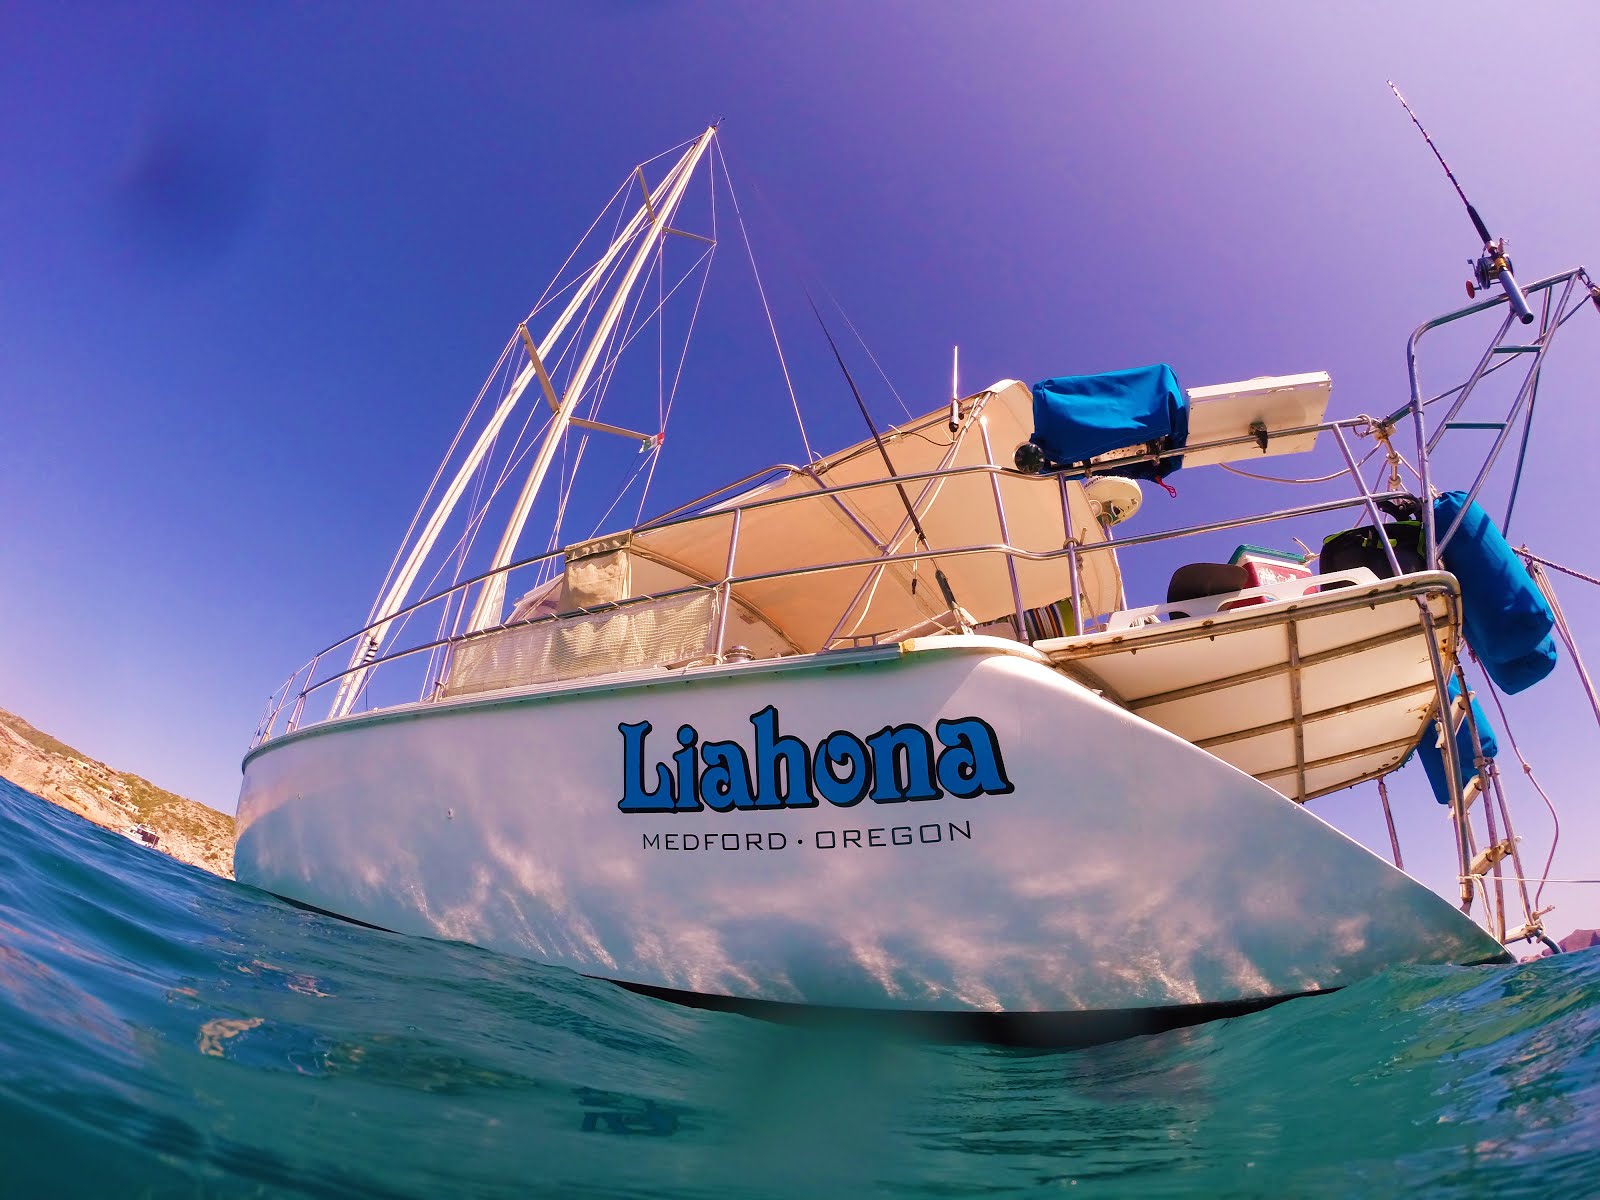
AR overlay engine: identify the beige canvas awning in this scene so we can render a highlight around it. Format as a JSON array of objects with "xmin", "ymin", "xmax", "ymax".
[{"xmin": 600, "ymin": 381, "xmax": 1123, "ymax": 653}]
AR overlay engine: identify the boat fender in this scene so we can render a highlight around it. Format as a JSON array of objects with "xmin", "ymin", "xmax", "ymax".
[
  {"xmin": 1434, "ymin": 491, "xmax": 1557, "ymax": 693},
  {"xmin": 1410, "ymin": 676, "xmax": 1498, "ymax": 806}
]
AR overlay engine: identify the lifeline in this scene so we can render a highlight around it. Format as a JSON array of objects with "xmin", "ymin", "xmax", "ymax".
[{"xmin": 617, "ymin": 704, "xmax": 1014, "ymax": 813}]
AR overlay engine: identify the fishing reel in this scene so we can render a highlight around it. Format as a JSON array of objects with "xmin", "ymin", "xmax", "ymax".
[
  {"xmin": 1464, "ymin": 237, "xmax": 1535, "ymax": 323},
  {"xmin": 1467, "ymin": 239, "xmax": 1515, "ymax": 298},
  {"xmin": 1387, "ymin": 82, "xmax": 1535, "ymax": 325}
]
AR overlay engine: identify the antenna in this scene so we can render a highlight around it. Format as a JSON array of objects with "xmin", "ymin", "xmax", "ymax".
[
  {"xmin": 949, "ymin": 345, "xmax": 961, "ymax": 432},
  {"xmin": 1388, "ymin": 81, "xmax": 1534, "ymax": 324}
]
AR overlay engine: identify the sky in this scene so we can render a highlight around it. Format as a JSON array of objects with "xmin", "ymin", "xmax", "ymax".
[{"xmin": 3, "ymin": 2, "xmax": 1599, "ymax": 934}]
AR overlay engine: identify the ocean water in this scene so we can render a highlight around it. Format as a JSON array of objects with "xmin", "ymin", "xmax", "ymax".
[{"xmin": 2, "ymin": 777, "xmax": 1598, "ymax": 1199}]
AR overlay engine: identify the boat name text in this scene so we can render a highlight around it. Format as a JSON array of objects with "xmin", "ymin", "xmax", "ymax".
[{"xmin": 618, "ymin": 705, "xmax": 1013, "ymax": 813}]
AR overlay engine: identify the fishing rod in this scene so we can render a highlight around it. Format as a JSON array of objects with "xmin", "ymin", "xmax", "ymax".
[
  {"xmin": 806, "ymin": 293, "xmax": 970, "ymax": 627},
  {"xmin": 1389, "ymin": 81, "xmax": 1534, "ymax": 324}
]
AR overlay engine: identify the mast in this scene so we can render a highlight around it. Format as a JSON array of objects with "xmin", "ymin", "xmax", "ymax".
[
  {"xmin": 328, "ymin": 128, "xmax": 715, "ymax": 719},
  {"xmin": 329, "ymin": 394, "xmax": 519, "ymax": 718},
  {"xmin": 465, "ymin": 124, "xmax": 718, "ymax": 633}
]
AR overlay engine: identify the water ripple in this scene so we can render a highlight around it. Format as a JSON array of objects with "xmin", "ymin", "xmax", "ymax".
[{"xmin": 2, "ymin": 777, "xmax": 1597, "ymax": 1197}]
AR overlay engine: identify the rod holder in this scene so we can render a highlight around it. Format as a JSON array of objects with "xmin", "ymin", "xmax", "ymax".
[{"xmin": 1497, "ymin": 267, "xmax": 1536, "ymax": 325}]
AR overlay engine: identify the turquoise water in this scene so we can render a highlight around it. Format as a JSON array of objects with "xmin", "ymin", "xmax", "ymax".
[{"xmin": 2, "ymin": 777, "xmax": 1598, "ymax": 1197}]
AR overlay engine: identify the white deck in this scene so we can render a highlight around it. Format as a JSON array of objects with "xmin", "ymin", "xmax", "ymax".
[{"xmin": 1037, "ymin": 571, "xmax": 1460, "ymax": 801}]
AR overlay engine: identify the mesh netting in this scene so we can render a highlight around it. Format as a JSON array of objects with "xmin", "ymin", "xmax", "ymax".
[{"xmin": 442, "ymin": 591, "xmax": 718, "ymax": 699}]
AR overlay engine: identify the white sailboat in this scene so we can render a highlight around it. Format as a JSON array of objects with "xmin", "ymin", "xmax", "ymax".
[{"xmin": 236, "ymin": 127, "xmax": 1597, "ymax": 1043}]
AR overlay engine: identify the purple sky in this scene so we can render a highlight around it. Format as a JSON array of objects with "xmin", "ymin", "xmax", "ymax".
[{"xmin": 4, "ymin": 3, "xmax": 1599, "ymax": 930}]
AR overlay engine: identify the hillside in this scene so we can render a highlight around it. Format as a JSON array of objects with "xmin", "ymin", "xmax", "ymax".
[{"xmin": 0, "ymin": 706, "xmax": 234, "ymax": 877}]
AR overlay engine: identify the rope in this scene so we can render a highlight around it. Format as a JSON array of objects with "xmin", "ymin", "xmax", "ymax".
[
  {"xmin": 1525, "ymin": 557, "xmax": 1600, "ymax": 775},
  {"xmin": 1520, "ymin": 549, "xmax": 1600, "ymax": 590},
  {"xmin": 1214, "ymin": 419, "xmax": 1397, "ymax": 486},
  {"xmin": 1218, "ymin": 462, "xmax": 1350, "ymax": 484},
  {"xmin": 1467, "ymin": 877, "xmax": 1600, "ymax": 886}
]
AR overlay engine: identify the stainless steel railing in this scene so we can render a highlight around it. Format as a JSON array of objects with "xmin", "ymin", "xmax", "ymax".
[{"xmin": 251, "ymin": 413, "xmax": 1410, "ymax": 748}]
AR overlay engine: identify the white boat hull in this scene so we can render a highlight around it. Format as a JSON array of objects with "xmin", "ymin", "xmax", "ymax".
[{"xmin": 235, "ymin": 639, "xmax": 1506, "ymax": 1037}]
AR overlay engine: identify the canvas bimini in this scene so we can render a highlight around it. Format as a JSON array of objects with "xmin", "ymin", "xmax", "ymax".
[{"xmin": 235, "ymin": 126, "xmax": 1600, "ymax": 1044}]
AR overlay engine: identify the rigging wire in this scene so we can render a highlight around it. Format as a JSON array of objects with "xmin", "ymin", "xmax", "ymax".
[
  {"xmin": 715, "ymin": 139, "xmax": 814, "ymax": 463},
  {"xmin": 1476, "ymin": 664, "xmax": 1562, "ymax": 912},
  {"xmin": 638, "ymin": 161, "xmax": 720, "ymax": 522},
  {"xmin": 365, "ymin": 335, "xmax": 520, "ymax": 626},
  {"xmin": 805, "ymin": 289, "xmax": 967, "ymax": 622},
  {"xmin": 565, "ymin": 245, "xmax": 717, "ymax": 409},
  {"xmin": 586, "ymin": 449, "xmax": 661, "ymax": 542},
  {"xmin": 426, "ymin": 169, "xmax": 645, "ymax": 605},
  {"xmin": 817, "ymin": 282, "xmax": 915, "ymax": 422},
  {"xmin": 720, "ymin": 145, "xmax": 918, "ymax": 427},
  {"xmin": 524, "ymin": 171, "xmax": 638, "ymax": 318},
  {"xmin": 522, "ymin": 136, "xmax": 696, "ymax": 319},
  {"xmin": 362, "ymin": 153, "xmax": 686, "ymax": 670},
  {"xmin": 545, "ymin": 203, "xmax": 676, "ymax": 554}
]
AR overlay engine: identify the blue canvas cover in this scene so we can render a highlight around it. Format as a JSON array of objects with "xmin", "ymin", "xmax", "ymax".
[
  {"xmin": 1028, "ymin": 364, "xmax": 1189, "ymax": 480},
  {"xmin": 1481, "ymin": 633, "xmax": 1559, "ymax": 696},
  {"xmin": 1434, "ymin": 491, "xmax": 1557, "ymax": 693},
  {"xmin": 1412, "ymin": 677, "xmax": 1499, "ymax": 806}
]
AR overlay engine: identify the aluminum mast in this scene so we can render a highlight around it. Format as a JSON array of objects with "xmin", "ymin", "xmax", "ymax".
[
  {"xmin": 329, "ymin": 128, "xmax": 715, "ymax": 718},
  {"xmin": 465, "ymin": 125, "xmax": 718, "ymax": 634}
]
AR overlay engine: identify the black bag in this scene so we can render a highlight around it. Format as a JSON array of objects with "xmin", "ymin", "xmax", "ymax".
[{"xmin": 1320, "ymin": 522, "xmax": 1424, "ymax": 579}]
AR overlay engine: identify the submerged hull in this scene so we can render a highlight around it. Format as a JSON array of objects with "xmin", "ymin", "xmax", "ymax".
[{"xmin": 235, "ymin": 640, "xmax": 1506, "ymax": 1037}]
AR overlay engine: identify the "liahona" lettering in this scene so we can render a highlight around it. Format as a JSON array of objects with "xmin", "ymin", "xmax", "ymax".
[{"xmin": 617, "ymin": 705, "xmax": 1014, "ymax": 813}]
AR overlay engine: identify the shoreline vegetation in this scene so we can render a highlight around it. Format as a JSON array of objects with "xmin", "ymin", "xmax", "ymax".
[{"xmin": 0, "ymin": 706, "xmax": 233, "ymax": 877}]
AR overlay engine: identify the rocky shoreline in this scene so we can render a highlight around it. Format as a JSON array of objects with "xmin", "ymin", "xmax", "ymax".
[{"xmin": 0, "ymin": 706, "xmax": 234, "ymax": 877}]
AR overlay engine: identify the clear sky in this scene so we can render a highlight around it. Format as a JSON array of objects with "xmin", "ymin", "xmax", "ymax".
[{"xmin": 4, "ymin": 2, "xmax": 1599, "ymax": 933}]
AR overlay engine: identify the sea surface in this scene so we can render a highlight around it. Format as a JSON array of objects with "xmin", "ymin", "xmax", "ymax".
[{"xmin": 2, "ymin": 777, "xmax": 1598, "ymax": 1198}]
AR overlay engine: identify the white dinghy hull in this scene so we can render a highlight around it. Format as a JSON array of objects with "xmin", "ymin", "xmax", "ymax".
[{"xmin": 236, "ymin": 637, "xmax": 1506, "ymax": 1042}]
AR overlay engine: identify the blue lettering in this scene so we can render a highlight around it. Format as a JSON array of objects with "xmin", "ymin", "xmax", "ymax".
[
  {"xmin": 673, "ymin": 725, "xmax": 703, "ymax": 811},
  {"xmin": 618, "ymin": 721, "xmax": 676, "ymax": 812},
  {"xmin": 934, "ymin": 718, "xmax": 1015, "ymax": 798},
  {"xmin": 751, "ymin": 706, "xmax": 814, "ymax": 808},
  {"xmin": 812, "ymin": 730, "xmax": 871, "ymax": 807},
  {"xmin": 699, "ymin": 740, "xmax": 756, "ymax": 811},
  {"xmin": 620, "ymin": 711, "xmax": 1011, "ymax": 817},
  {"xmin": 865, "ymin": 724, "xmax": 942, "ymax": 802}
]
